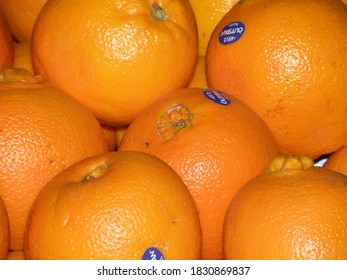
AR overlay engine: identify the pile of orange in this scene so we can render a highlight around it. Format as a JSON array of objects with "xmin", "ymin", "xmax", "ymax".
[
  {"xmin": 0, "ymin": 68, "xmax": 108, "ymax": 251},
  {"xmin": 119, "ymin": 87, "xmax": 280, "ymax": 259},
  {"xmin": 0, "ymin": 0, "xmax": 347, "ymax": 260}
]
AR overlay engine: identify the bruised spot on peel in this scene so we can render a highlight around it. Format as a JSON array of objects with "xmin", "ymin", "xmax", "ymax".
[
  {"xmin": 80, "ymin": 162, "xmax": 108, "ymax": 183},
  {"xmin": 156, "ymin": 104, "xmax": 192, "ymax": 141}
]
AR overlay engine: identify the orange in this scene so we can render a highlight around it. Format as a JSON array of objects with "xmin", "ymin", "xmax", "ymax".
[
  {"xmin": 223, "ymin": 155, "xmax": 347, "ymax": 260},
  {"xmin": 31, "ymin": 0, "xmax": 198, "ymax": 126},
  {"xmin": 24, "ymin": 151, "xmax": 202, "ymax": 260},
  {"xmin": 188, "ymin": 56, "xmax": 207, "ymax": 88},
  {"xmin": 189, "ymin": 0, "xmax": 239, "ymax": 56},
  {"xmin": 13, "ymin": 40, "xmax": 33, "ymax": 73},
  {"xmin": 324, "ymin": 146, "xmax": 347, "ymax": 176},
  {"xmin": 0, "ymin": 0, "xmax": 47, "ymax": 42},
  {"xmin": 0, "ymin": 68, "xmax": 108, "ymax": 250},
  {"xmin": 206, "ymin": 0, "xmax": 347, "ymax": 159},
  {"xmin": 0, "ymin": 11, "xmax": 14, "ymax": 71},
  {"xmin": 119, "ymin": 87, "xmax": 280, "ymax": 259},
  {"xmin": 0, "ymin": 196, "xmax": 9, "ymax": 260}
]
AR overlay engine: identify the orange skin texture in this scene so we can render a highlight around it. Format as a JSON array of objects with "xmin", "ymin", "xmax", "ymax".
[
  {"xmin": 31, "ymin": 0, "xmax": 198, "ymax": 126},
  {"xmin": 0, "ymin": 0, "xmax": 48, "ymax": 42},
  {"xmin": 0, "ymin": 70, "xmax": 108, "ymax": 250},
  {"xmin": 206, "ymin": 0, "xmax": 347, "ymax": 159},
  {"xmin": 0, "ymin": 197, "xmax": 9, "ymax": 260},
  {"xmin": 189, "ymin": 0, "xmax": 239, "ymax": 56},
  {"xmin": 24, "ymin": 151, "xmax": 202, "ymax": 260},
  {"xmin": 0, "ymin": 12, "xmax": 14, "ymax": 71},
  {"xmin": 224, "ymin": 162, "xmax": 347, "ymax": 260},
  {"xmin": 119, "ymin": 87, "xmax": 280, "ymax": 259},
  {"xmin": 324, "ymin": 146, "xmax": 347, "ymax": 176}
]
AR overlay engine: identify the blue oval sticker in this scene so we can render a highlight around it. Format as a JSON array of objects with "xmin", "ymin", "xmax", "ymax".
[
  {"xmin": 142, "ymin": 247, "xmax": 165, "ymax": 260},
  {"xmin": 219, "ymin": 21, "xmax": 245, "ymax": 45},
  {"xmin": 203, "ymin": 89, "xmax": 231, "ymax": 106}
]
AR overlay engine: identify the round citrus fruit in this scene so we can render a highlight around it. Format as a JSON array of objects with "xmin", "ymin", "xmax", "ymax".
[
  {"xmin": 189, "ymin": 0, "xmax": 239, "ymax": 56},
  {"xmin": 224, "ymin": 155, "xmax": 347, "ymax": 260},
  {"xmin": 0, "ymin": 68, "xmax": 108, "ymax": 250},
  {"xmin": 24, "ymin": 151, "xmax": 202, "ymax": 260},
  {"xmin": 31, "ymin": 0, "xmax": 198, "ymax": 126},
  {"xmin": 13, "ymin": 40, "xmax": 33, "ymax": 73},
  {"xmin": 0, "ymin": 0, "xmax": 47, "ymax": 42},
  {"xmin": 324, "ymin": 146, "xmax": 347, "ymax": 176},
  {"xmin": 206, "ymin": 0, "xmax": 347, "ymax": 159},
  {"xmin": 118, "ymin": 87, "xmax": 280, "ymax": 259},
  {"xmin": 0, "ymin": 11, "xmax": 14, "ymax": 71},
  {"xmin": 0, "ymin": 196, "xmax": 9, "ymax": 260}
]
